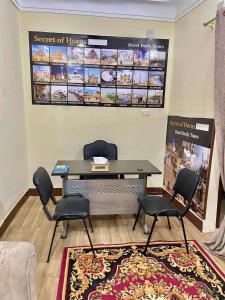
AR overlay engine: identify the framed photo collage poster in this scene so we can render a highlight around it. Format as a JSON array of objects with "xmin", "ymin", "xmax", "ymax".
[{"xmin": 29, "ymin": 31, "xmax": 169, "ymax": 108}]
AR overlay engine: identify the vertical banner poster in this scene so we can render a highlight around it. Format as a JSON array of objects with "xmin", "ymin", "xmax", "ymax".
[
  {"xmin": 29, "ymin": 31, "xmax": 169, "ymax": 108},
  {"xmin": 164, "ymin": 116, "xmax": 214, "ymax": 219}
]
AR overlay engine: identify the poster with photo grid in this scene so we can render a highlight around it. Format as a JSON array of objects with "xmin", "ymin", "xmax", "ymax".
[{"xmin": 29, "ymin": 31, "xmax": 169, "ymax": 108}]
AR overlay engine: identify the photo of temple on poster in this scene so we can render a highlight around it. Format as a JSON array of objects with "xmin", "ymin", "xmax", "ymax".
[
  {"xmin": 29, "ymin": 31, "xmax": 169, "ymax": 108},
  {"xmin": 164, "ymin": 116, "xmax": 214, "ymax": 219}
]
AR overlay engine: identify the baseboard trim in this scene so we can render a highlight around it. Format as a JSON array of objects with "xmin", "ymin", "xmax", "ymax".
[
  {"xmin": 28, "ymin": 187, "xmax": 62, "ymax": 196},
  {"xmin": 0, "ymin": 188, "xmax": 63, "ymax": 237},
  {"xmin": 31, "ymin": 187, "xmax": 161, "ymax": 196},
  {"xmin": 0, "ymin": 190, "xmax": 30, "ymax": 237},
  {"xmin": 147, "ymin": 187, "xmax": 163, "ymax": 195}
]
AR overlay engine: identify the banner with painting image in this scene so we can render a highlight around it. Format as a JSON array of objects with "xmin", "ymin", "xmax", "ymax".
[
  {"xmin": 30, "ymin": 31, "xmax": 169, "ymax": 108},
  {"xmin": 164, "ymin": 116, "xmax": 214, "ymax": 219}
]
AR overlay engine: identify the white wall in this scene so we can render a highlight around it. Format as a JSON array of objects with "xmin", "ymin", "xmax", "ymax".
[
  {"xmin": 171, "ymin": 0, "xmax": 219, "ymax": 232},
  {"xmin": 0, "ymin": 0, "xmax": 28, "ymax": 225},
  {"xmin": 20, "ymin": 13, "xmax": 175, "ymax": 188}
]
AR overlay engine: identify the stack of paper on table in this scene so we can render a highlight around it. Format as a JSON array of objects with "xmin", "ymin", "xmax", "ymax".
[
  {"xmin": 91, "ymin": 157, "xmax": 110, "ymax": 171},
  {"xmin": 93, "ymin": 157, "xmax": 109, "ymax": 164}
]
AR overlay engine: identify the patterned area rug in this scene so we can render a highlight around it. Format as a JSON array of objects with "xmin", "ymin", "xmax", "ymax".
[{"xmin": 57, "ymin": 241, "xmax": 225, "ymax": 300}]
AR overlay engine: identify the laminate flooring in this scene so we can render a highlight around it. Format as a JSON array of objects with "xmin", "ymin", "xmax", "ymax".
[{"xmin": 1, "ymin": 196, "xmax": 225, "ymax": 300}]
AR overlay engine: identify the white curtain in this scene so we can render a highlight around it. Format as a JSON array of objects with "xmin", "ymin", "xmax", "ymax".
[{"xmin": 204, "ymin": 8, "xmax": 225, "ymax": 257}]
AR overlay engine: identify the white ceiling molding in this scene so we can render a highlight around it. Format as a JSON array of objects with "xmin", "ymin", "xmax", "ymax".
[
  {"xmin": 10, "ymin": 0, "xmax": 206, "ymax": 22},
  {"xmin": 175, "ymin": 0, "xmax": 206, "ymax": 21},
  {"xmin": 11, "ymin": 0, "xmax": 22, "ymax": 10}
]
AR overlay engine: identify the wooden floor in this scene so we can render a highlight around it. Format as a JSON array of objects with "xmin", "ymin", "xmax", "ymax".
[{"xmin": 1, "ymin": 196, "xmax": 225, "ymax": 300}]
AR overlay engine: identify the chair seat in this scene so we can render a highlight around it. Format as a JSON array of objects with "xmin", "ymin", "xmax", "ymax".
[
  {"xmin": 138, "ymin": 195, "xmax": 179, "ymax": 217},
  {"xmin": 53, "ymin": 195, "xmax": 89, "ymax": 221},
  {"xmin": 134, "ymin": 168, "xmax": 200, "ymax": 255}
]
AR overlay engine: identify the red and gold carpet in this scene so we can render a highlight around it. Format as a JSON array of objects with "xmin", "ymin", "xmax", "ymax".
[{"xmin": 57, "ymin": 241, "xmax": 225, "ymax": 300}]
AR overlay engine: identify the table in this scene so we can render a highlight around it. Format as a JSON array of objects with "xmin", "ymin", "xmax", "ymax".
[{"xmin": 52, "ymin": 160, "xmax": 161, "ymax": 235}]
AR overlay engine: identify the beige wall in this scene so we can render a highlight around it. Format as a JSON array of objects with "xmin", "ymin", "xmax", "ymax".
[
  {"xmin": 171, "ymin": 0, "xmax": 216, "ymax": 117},
  {"xmin": 20, "ymin": 13, "xmax": 175, "ymax": 187},
  {"xmin": 0, "ymin": 1, "xmax": 28, "ymax": 225},
  {"xmin": 171, "ymin": 0, "xmax": 219, "ymax": 232}
]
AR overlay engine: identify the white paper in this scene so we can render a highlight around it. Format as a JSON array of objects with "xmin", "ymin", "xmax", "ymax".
[
  {"xmin": 93, "ymin": 157, "xmax": 108, "ymax": 164},
  {"xmin": 196, "ymin": 123, "xmax": 209, "ymax": 131},
  {"xmin": 88, "ymin": 39, "xmax": 108, "ymax": 46}
]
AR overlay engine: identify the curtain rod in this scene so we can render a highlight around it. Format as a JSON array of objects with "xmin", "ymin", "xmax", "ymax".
[
  {"xmin": 203, "ymin": 2, "xmax": 225, "ymax": 28},
  {"xmin": 203, "ymin": 17, "xmax": 216, "ymax": 29}
]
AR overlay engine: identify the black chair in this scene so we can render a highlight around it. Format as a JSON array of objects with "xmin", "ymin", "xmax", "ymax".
[
  {"xmin": 132, "ymin": 168, "xmax": 200, "ymax": 254},
  {"xmin": 83, "ymin": 140, "xmax": 119, "ymax": 179},
  {"xmin": 83, "ymin": 140, "xmax": 118, "ymax": 160},
  {"xmin": 33, "ymin": 167, "xmax": 95, "ymax": 262}
]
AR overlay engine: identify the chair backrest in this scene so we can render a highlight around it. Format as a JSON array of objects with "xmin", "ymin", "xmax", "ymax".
[
  {"xmin": 83, "ymin": 140, "xmax": 118, "ymax": 160},
  {"xmin": 33, "ymin": 167, "xmax": 54, "ymax": 206},
  {"xmin": 173, "ymin": 168, "xmax": 200, "ymax": 202}
]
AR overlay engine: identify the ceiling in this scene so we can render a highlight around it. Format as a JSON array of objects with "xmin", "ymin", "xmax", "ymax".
[{"xmin": 11, "ymin": 0, "xmax": 206, "ymax": 22}]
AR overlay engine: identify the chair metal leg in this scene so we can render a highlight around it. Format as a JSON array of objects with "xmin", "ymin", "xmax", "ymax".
[
  {"xmin": 167, "ymin": 216, "xmax": 171, "ymax": 230},
  {"xmin": 180, "ymin": 216, "xmax": 189, "ymax": 254},
  {"xmin": 47, "ymin": 221, "xmax": 58, "ymax": 263},
  {"xmin": 61, "ymin": 220, "xmax": 67, "ymax": 239},
  {"xmin": 143, "ymin": 216, "xmax": 157, "ymax": 255},
  {"xmin": 83, "ymin": 219, "xmax": 96, "ymax": 258},
  {"xmin": 132, "ymin": 204, "xmax": 142, "ymax": 231},
  {"xmin": 88, "ymin": 217, "xmax": 94, "ymax": 233}
]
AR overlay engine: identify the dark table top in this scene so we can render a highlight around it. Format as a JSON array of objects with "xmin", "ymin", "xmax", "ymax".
[{"xmin": 52, "ymin": 160, "xmax": 161, "ymax": 176}]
